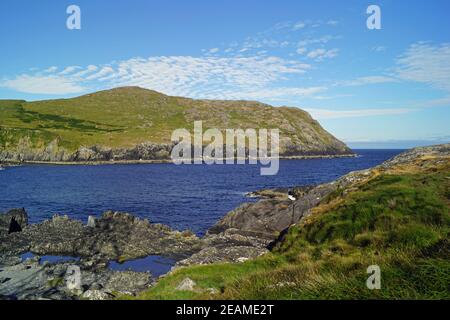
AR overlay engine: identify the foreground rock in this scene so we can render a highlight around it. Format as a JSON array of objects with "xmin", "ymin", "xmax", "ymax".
[
  {"xmin": 0, "ymin": 210, "xmax": 203, "ymax": 300},
  {"xmin": 0, "ymin": 256, "xmax": 151, "ymax": 300},
  {"xmin": 0, "ymin": 211, "xmax": 202, "ymax": 261},
  {"xmin": 0, "ymin": 208, "xmax": 28, "ymax": 234}
]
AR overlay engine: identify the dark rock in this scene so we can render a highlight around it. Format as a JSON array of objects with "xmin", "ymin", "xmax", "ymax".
[
  {"xmin": 0, "ymin": 208, "xmax": 28, "ymax": 235},
  {"xmin": 8, "ymin": 218, "xmax": 22, "ymax": 234},
  {"xmin": 0, "ymin": 211, "xmax": 202, "ymax": 264},
  {"xmin": 208, "ymin": 182, "xmax": 336, "ymax": 238}
]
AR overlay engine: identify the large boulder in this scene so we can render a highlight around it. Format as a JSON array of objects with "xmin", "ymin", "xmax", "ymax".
[{"xmin": 208, "ymin": 182, "xmax": 337, "ymax": 239}]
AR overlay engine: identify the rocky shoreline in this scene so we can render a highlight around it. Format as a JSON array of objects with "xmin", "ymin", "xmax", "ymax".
[
  {"xmin": 1, "ymin": 143, "xmax": 448, "ymax": 300},
  {"xmin": 0, "ymin": 178, "xmax": 360, "ymax": 299},
  {"xmin": 0, "ymin": 210, "xmax": 201, "ymax": 299},
  {"xmin": 0, "ymin": 209, "xmax": 273, "ymax": 300},
  {"xmin": 0, "ymin": 152, "xmax": 357, "ymax": 167}
]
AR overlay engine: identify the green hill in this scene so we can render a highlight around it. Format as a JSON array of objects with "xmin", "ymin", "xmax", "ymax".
[{"xmin": 0, "ymin": 87, "xmax": 352, "ymax": 162}]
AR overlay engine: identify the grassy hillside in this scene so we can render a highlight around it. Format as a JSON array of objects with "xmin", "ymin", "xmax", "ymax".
[
  {"xmin": 0, "ymin": 87, "xmax": 351, "ymax": 158},
  {"xmin": 127, "ymin": 154, "xmax": 450, "ymax": 300}
]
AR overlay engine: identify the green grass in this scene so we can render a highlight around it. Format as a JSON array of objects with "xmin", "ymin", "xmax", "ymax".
[
  {"xmin": 129, "ymin": 168, "xmax": 450, "ymax": 300},
  {"xmin": 0, "ymin": 86, "xmax": 349, "ymax": 155}
]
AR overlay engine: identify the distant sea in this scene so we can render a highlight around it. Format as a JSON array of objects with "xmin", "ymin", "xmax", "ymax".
[{"xmin": 0, "ymin": 149, "xmax": 403, "ymax": 235}]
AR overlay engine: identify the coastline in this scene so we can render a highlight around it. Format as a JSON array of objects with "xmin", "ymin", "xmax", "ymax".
[{"xmin": 0, "ymin": 153, "xmax": 357, "ymax": 166}]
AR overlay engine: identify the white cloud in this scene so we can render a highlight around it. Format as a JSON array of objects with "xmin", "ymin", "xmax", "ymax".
[
  {"xmin": 415, "ymin": 96, "xmax": 450, "ymax": 108},
  {"xmin": 307, "ymin": 48, "xmax": 339, "ymax": 61},
  {"xmin": 72, "ymin": 65, "xmax": 98, "ymax": 78},
  {"xmin": 296, "ymin": 47, "xmax": 307, "ymax": 55},
  {"xmin": 5, "ymin": 55, "xmax": 311, "ymax": 99},
  {"xmin": 44, "ymin": 66, "xmax": 58, "ymax": 73},
  {"xmin": 1, "ymin": 75, "xmax": 85, "ymax": 95},
  {"xmin": 341, "ymin": 76, "xmax": 398, "ymax": 86},
  {"xmin": 85, "ymin": 66, "xmax": 114, "ymax": 81},
  {"xmin": 59, "ymin": 66, "xmax": 81, "ymax": 75},
  {"xmin": 327, "ymin": 20, "xmax": 339, "ymax": 26},
  {"xmin": 305, "ymin": 108, "xmax": 413, "ymax": 119},
  {"xmin": 297, "ymin": 35, "xmax": 337, "ymax": 47},
  {"xmin": 103, "ymin": 55, "xmax": 311, "ymax": 98},
  {"xmin": 396, "ymin": 43, "xmax": 450, "ymax": 92},
  {"xmin": 292, "ymin": 22, "xmax": 306, "ymax": 30},
  {"xmin": 373, "ymin": 46, "xmax": 386, "ymax": 52}
]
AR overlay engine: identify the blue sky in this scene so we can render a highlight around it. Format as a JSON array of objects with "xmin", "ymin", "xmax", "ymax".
[{"xmin": 0, "ymin": 0, "xmax": 449, "ymax": 148}]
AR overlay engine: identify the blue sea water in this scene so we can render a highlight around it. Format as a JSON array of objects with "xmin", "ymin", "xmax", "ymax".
[
  {"xmin": 0, "ymin": 150, "xmax": 403, "ymax": 235},
  {"xmin": 21, "ymin": 252, "xmax": 80, "ymax": 264}
]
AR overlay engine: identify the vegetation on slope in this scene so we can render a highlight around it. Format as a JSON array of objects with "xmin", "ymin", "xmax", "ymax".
[
  {"xmin": 0, "ymin": 87, "xmax": 350, "ymax": 156},
  {"xmin": 129, "ymin": 161, "xmax": 450, "ymax": 300}
]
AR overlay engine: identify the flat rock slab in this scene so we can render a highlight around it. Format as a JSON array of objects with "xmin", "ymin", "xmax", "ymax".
[{"xmin": 0, "ymin": 211, "xmax": 203, "ymax": 262}]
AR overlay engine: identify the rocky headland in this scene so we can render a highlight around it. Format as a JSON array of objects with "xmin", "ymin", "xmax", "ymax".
[{"xmin": 0, "ymin": 87, "xmax": 354, "ymax": 164}]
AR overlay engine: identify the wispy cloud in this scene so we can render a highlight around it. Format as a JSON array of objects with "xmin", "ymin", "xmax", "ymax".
[
  {"xmin": 419, "ymin": 96, "xmax": 450, "ymax": 108},
  {"xmin": 337, "ymin": 42, "xmax": 450, "ymax": 97},
  {"xmin": 1, "ymin": 75, "xmax": 85, "ymax": 95},
  {"xmin": 297, "ymin": 35, "xmax": 338, "ymax": 47},
  {"xmin": 327, "ymin": 20, "xmax": 339, "ymax": 26},
  {"xmin": 292, "ymin": 21, "xmax": 306, "ymax": 30},
  {"xmin": 59, "ymin": 66, "xmax": 81, "ymax": 75},
  {"xmin": 1, "ymin": 55, "xmax": 312, "ymax": 98},
  {"xmin": 85, "ymin": 66, "xmax": 114, "ymax": 81},
  {"xmin": 395, "ymin": 42, "xmax": 450, "ymax": 92},
  {"xmin": 306, "ymin": 48, "xmax": 339, "ymax": 61},
  {"xmin": 340, "ymin": 76, "xmax": 398, "ymax": 86},
  {"xmin": 44, "ymin": 66, "xmax": 58, "ymax": 73},
  {"xmin": 372, "ymin": 46, "xmax": 386, "ymax": 52}
]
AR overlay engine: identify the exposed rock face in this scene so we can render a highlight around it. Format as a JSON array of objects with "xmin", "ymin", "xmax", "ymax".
[
  {"xmin": 0, "ymin": 141, "xmax": 173, "ymax": 163},
  {"xmin": 207, "ymin": 182, "xmax": 341, "ymax": 240},
  {"xmin": 0, "ymin": 140, "xmax": 353, "ymax": 163},
  {"xmin": 70, "ymin": 143, "xmax": 173, "ymax": 162}
]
